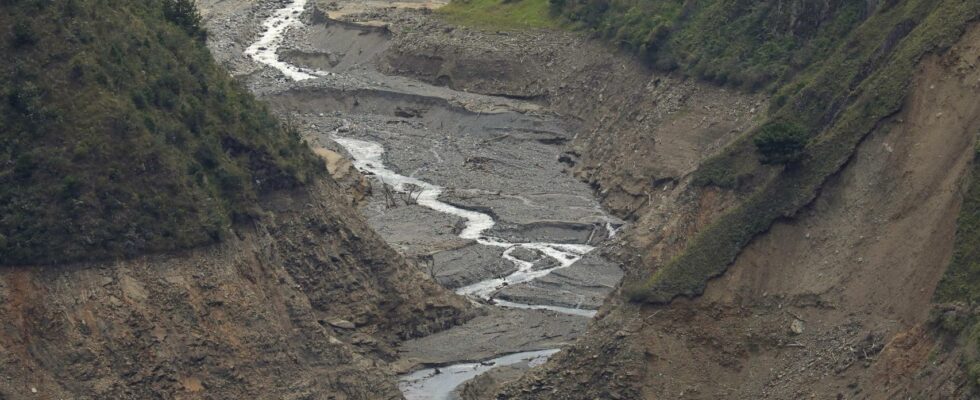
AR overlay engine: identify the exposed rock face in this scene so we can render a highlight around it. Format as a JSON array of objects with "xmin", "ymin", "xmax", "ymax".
[
  {"xmin": 314, "ymin": 146, "xmax": 373, "ymax": 205},
  {"xmin": 0, "ymin": 181, "xmax": 471, "ymax": 399}
]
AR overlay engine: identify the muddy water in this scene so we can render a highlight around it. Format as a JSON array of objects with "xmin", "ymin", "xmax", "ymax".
[{"xmin": 240, "ymin": 1, "xmax": 622, "ymax": 398}]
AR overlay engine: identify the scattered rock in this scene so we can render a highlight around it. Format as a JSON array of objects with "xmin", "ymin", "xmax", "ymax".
[
  {"xmin": 530, "ymin": 256, "xmax": 561, "ymax": 271},
  {"xmin": 351, "ymin": 333, "xmax": 379, "ymax": 346},
  {"xmin": 327, "ymin": 318, "xmax": 356, "ymax": 330},
  {"xmin": 790, "ymin": 319, "xmax": 805, "ymax": 335}
]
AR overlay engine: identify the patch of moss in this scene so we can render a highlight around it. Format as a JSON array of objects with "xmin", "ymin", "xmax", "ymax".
[{"xmin": 0, "ymin": 0, "xmax": 324, "ymax": 265}]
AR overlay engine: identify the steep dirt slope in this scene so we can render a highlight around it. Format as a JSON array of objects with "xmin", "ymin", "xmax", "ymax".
[
  {"xmin": 357, "ymin": 5, "xmax": 980, "ymax": 398},
  {"xmin": 0, "ymin": 179, "xmax": 470, "ymax": 399},
  {"xmin": 488, "ymin": 22, "xmax": 980, "ymax": 400}
]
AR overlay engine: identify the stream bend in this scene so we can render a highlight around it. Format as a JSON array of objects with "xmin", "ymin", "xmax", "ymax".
[{"xmin": 244, "ymin": 2, "xmax": 615, "ymax": 398}]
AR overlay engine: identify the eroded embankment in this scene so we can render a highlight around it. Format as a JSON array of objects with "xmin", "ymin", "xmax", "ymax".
[
  {"xmin": 367, "ymin": 5, "xmax": 980, "ymax": 399},
  {"xmin": 0, "ymin": 180, "xmax": 470, "ymax": 399}
]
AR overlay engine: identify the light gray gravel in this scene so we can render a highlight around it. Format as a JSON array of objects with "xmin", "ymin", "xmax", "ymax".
[{"xmin": 201, "ymin": 0, "xmax": 625, "ymax": 388}]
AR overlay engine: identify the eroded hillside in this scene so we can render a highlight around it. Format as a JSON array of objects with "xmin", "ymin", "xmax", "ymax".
[
  {"xmin": 361, "ymin": 0, "xmax": 980, "ymax": 397},
  {"xmin": 0, "ymin": 1, "xmax": 470, "ymax": 398},
  {"xmin": 4, "ymin": 0, "xmax": 979, "ymax": 397},
  {"xmin": 0, "ymin": 181, "xmax": 470, "ymax": 399}
]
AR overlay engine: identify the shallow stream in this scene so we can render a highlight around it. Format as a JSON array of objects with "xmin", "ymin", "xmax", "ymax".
[{"xmin": 243, "ymin": 2, "xmax": 621, "ymax": 398}]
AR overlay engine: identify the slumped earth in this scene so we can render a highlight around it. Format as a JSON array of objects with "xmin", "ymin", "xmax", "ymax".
[{"xmin": 206, "ymin": 0, "xmax": 625, "ymax": 397}]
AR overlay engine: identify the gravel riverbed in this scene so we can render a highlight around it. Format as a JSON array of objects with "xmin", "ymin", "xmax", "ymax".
[{"xmin": 198, "ymin": 0, "xmax": 624, "ymax": 397}]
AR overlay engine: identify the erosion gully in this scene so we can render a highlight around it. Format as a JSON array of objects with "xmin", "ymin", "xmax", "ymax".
[{"xmin": 241, "ymin": 1, "xmax": 623, "ymax": 398}]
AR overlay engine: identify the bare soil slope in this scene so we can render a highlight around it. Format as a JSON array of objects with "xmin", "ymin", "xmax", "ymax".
[
  {"xmin": 0, "ymin": 180, "xmax": 471, "ymax": 399},
  {"xmin": 363, "ymin": 7, "xmax": 980, "ymax": 398},
  {"xmin": 491, "ymin": 22, "xmax": 980, "ymax": 400}
]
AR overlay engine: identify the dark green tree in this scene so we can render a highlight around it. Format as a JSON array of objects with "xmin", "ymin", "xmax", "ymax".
[
  {"xmin": 753, "ymin": 122, "xmax": 808, "ymax": 165},
  {"xmin": 163, "ymin": 0, "xmax": 206, "ymax": 41},
  {"xmin": 10, "ymin": 20, "xmax": 37, "ymax": 48}
]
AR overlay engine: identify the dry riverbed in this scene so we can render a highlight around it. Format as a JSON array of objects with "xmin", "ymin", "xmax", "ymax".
[{"xmin": 199, "ymin": 0, "xmax": 624, "ymax": 397}]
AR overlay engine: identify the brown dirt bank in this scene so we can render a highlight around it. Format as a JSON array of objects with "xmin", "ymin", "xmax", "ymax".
[
  {"xmin": 366, "ymin": 9, "xmax": 980, "ymax": 399},
  {"xmin": 0, "ymin": 179, "xmax": 472, "ymax": 399},
  {"xmin": 483, "ymin": 23, "xmax": 980, "ymax": 400}
]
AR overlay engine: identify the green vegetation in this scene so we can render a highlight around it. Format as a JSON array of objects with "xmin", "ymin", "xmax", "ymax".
[
  {"xmin": 0, "ymin": 0, "xmax": 323, "ymax": 265},
  {"xmin": 753, "ymin": 122, "xmax": 807, "ymax": 165},
  {"xmin": 935, "ymin": 144, "xmax": 980, "ymax": 386},
  {"xmin": 551, "ymin": 0, "xmax": 869, "ymax": 90},
  {"xmin": 163, "ymin": 0, "xmax": 207, "ymax": 40},
  {"xmin": 624, "ymin": 0, "xmax": 980, "ymax": 303},
  {"xmin": 444, "ymin": 0, "xmax": 980, "ymax": 306},
  {"xmin": 438, "ymin": 0, "xmax": 559, "ymax": 30},
  {"xmin": 936, "ymin": 147, "xmax": 980, "ymax": 303}
]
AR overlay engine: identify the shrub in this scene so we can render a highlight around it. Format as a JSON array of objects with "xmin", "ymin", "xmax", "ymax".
[
  {"xmin": 10, "ymin": 20, "xmax": 36, "ymax": 47},
  {"xmin": 60, "ymin": 175, "xmax": 83, "ymax": 199},
  {"xmin": 7, "ymin": 83, "xmax": 42, "ymax": 116},
  {"xmin": 753, "ymin": 122, "xmax": 808, "ymax": 165},
  {"xmin": 163, "ymin": 0, "xmax": 206, "ymax": 41}
]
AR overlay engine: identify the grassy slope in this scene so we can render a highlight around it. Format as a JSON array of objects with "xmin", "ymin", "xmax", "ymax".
[
  {"xmin": 628, "ymin": 0, "xmax": 980, "ymax": 302},
  {"xmin": 0, "ymin": 0, "xmax": 323, "ymax": 265},
  {"xmin": 438, "ymin": 0, "xmax": 558, "ymax": 30},
  {"xmin": 444, "ymin": 0, "xmax": 980, "ymax": 385},
  {"xmin": 936, "ymin": 144, "xmax": 980, "ymax": 304},
  {"xmin": 552, "ymin": 0, "xmax": 869, "ymax": 90}
]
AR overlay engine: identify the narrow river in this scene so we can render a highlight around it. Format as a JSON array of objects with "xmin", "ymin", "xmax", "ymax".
[
  {"xmin": 331, "ymin": 133, "xmax": 598, "ymax": 317},
  {"xmin": 242, "ymin": 1, "xmax": 620, "ymax": 398}
]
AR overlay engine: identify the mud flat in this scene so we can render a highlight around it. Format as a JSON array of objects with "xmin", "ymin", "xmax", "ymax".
[{"xmin": 201, "ymin": 0, "xmax": 624, "ymax": 397}]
